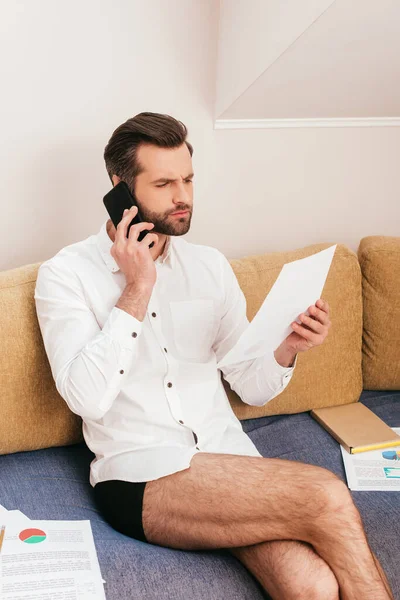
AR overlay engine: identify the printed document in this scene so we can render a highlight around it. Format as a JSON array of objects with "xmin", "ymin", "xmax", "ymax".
[
  {"xmin": 341, "ymin": 428, "xmax": 400, "ymax": 491},
  {"xmin": 0, "ymin": 512, "xmax": 106, "ymax": 600}
]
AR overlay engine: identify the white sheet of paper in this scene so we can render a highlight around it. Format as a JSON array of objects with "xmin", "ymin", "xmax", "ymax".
[
  {"xmin": 0, "ymin": 508, "xmax": 30, "ymax": 526},
  {"xmin": 217, "ymin": 244, "xmax": 337, "ymax": 368},
  {"xmin": 341, "ymin": 428, "xmax": 400, "ymax": 491},
  {"xmin": 0, "ymin": 507, "xmax": 106, "ymax": 586},
  {"xmin": 0, "ymin": 519, "xmax": 106, "ymax": 599}
]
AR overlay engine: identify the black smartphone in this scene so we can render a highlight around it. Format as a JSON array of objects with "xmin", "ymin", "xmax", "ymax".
[{"xmin": 103, "ymin": 181, "xmax": 155, "ymax": 248}]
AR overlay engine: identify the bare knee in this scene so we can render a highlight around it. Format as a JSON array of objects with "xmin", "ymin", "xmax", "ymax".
[
  {"xmin": 291, "ymin": 547, "xmax": 339, "ymax": 600},
  {"xmin": 299, "ymin": 571, "xmax": 340, "ymax": 600},
  {"xmin": 305, "ymin": 473, "xmax": 360, "ymax": 538},
  {"xmin": 320, "ymin": 475, "xmax": 358, "ymax": 518},
  {"xmin": 231, "ymin": 538, "xmax": 340, "ymax": 600}
]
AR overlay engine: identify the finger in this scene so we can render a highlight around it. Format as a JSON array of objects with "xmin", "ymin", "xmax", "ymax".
[
  {"xmin": 309, "ymin": 305, "xmax": 330, "ymax": 326},
  {"xmin": 292, "ymin": 322, "xmax": 321, "ymax": 344},
  {"xmin": 127, "ymin": 220, "xmax": 155, "ymax": 242},
  {"xmin": 140, "ymin": 233, "xmax": 159, "ymax": 248},
  {"xmin": 299, "ymin": 313, "xmax": 325, "ymax": 334},
  {"xmin": 316, "ymin": 298, "xmax": 329, "ymax": 313},
  {"xmin": 116, "ymin": 206, "xmax": 139, "ymax": 240}
]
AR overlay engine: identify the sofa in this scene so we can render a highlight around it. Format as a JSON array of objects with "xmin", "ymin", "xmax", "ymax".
[{"xmin": 1, "ymin": 234, "xmax": 399, "ymax": 600}]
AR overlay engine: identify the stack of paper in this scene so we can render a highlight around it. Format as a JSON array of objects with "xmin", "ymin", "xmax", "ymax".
[{"xmin": 0, "ymin": 504, "xmax": 106, "ymax": 599}]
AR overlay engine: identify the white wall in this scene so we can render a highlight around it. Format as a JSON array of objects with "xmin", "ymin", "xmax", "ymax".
[
  {"xmin": 0, "ymin": 0, "xmax": 219, "ymax": 271},
  {"xmin": 211, "ymin": 125, "xmax": 400, "ymax": 258},
  {"xmin": 216, "ymin": 0, "xmax": 400, "ymax": 120},
  {"xmin": 214, "ymin": 0, "xmax": 334, "ymax": 118},
  {"xmin": 1, "ymin": 0, "xmax": 399, "ymax": 272}
]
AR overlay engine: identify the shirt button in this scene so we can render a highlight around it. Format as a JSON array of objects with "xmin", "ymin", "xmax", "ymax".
[
  {"xmin": 164, "ymin": 347, "xmax": 168, "ymax": 352},
  {"xmin": 196, "ymin": 446, "xmax": 200, "ymax": 451},
  {"xmin": 132, "ymin": 332, "xmax": 137, "ymax": 338},
  {"xmin": 152, "ymin": 312, "xmax": 157, "ymax": 318},
  {"xmin": 120, "ymin": 370, "xmax": 124, "ymax": 374},
  {"xmin": 167, "ymin": 382, "xmax": 173, "ymax": 388},
  {"xmin": 179, "ymin": 420, "xmax": 184, "ymax": 425}
]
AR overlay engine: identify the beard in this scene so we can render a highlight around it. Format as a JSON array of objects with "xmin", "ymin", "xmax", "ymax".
[{"xmin": 138, "ymin": 205, "xmax": 192, "ymax": 237}]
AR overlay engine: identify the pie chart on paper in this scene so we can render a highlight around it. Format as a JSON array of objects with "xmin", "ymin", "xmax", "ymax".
[{"xmin": 19, "ymin": 528, "xmax": 47, "ymax": 544}]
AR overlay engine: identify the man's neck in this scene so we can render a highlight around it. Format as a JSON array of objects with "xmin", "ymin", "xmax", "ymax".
[{"xmin": 106, "ymin": 219, "xmax": 168, "ymax": 262}]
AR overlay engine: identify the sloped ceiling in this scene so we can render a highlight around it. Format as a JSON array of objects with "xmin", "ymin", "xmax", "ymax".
[{"xmin": 215, "ymin": 0, "xmax": 400, "ymax": 120}]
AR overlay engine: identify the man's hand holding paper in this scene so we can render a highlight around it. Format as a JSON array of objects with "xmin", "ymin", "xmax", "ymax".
[
  {"xmin": 216, "ymin": 245, "xmax": 336, "ymax": 370},
  {"xmin": 274, "ymin": 297, "xmax": 332, "ymax": 366}
]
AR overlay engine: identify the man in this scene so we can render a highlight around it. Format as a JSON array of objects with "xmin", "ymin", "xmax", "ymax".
[{"xmin": 35, "ymin": 112, "xmax": 393, "ymax": 599}]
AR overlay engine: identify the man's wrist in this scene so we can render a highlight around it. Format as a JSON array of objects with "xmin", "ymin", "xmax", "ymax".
[
  {"xmin": 116, "ymin": 284, "xmax": 152, "ymax": 322},
  {"xmin": 274, "ymin": 343, "xmax": 297, "ymax": 368}
]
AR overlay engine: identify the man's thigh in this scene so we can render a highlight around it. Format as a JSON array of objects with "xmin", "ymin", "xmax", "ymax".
[{"xmin": 141, "ymin": 451, "xmax": 340, "ymax": 551}]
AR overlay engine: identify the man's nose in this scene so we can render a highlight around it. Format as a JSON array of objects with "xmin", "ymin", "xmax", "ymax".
[{"xmin": 174, "ymin": 181, "xmax": 191, "ymax": 203}]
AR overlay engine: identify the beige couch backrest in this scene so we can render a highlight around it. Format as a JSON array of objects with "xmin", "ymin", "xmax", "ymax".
[
  {"xmin": 223, "ymin": 242, "xmax": 363, "ymax": 419},
  {"xmin": 358, "ymin": 236, "xmax": 400, "ymax": 390},
  {"xmin": 1, "ymin": 242, "xmax": 362, "ymax": 454},
  {"xmin": 0, "ymin": 263, "xmax": 83, "ymax": 455}
]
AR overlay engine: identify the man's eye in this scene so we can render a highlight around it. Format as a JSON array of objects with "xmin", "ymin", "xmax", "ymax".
[{"xmin": 156, "ymin": 180, "xmax": 192, "ymax": 187}]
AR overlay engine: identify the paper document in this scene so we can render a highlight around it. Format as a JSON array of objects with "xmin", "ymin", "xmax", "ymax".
[
  {"xmin": 217, "ymin": 245, "xmax": 337, "ymax": 368},
  {"xmin": 0, "ymin": 507, "xmax": 30, "ymax": 525},
  {"xmin": 0, "ymin": 509, "xmax": 106, "ymax": 599},
  {"xmin": 341, "ymin": 428, "xmax": 400, "ymax": 491}
]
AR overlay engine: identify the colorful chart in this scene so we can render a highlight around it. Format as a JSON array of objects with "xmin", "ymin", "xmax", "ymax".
[
  {"xmin": 382, "ymin": 450, "xmax": 400, "ymax": 461},
  {"xmin": 383, "ymin": 467, "xmax": 400, "ymax": 479},
  {"xmin": 19, "ymin": 528, "xmax": 47, "ymax": 544}
]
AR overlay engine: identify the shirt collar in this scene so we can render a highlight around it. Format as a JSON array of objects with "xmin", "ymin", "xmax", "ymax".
[{"xmin": 95, "ymin": 220, "xmax": 175, "ymax": 273}]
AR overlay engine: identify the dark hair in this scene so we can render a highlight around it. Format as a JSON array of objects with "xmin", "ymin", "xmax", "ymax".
[{"xmin": 103, "ymin": 112, "xmax": 194, "ymax": 192}]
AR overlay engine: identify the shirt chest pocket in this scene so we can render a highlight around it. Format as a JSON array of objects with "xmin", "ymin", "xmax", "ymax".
[{"xmin": 169, "ymin": 298, "xmax": 217, "ymax": 361}]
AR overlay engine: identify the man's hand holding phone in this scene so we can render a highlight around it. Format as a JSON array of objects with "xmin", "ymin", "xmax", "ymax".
[{"xmin": 113, "ymin": 206, "xmax": 158, "ymax": 321}]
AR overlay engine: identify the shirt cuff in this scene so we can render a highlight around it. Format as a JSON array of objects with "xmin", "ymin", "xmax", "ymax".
[
  {"xmin": 261, "ymin": 350, "xmax": 298, "ymax": 385},
  {"xmin": 102, "ymin": 306, "xmax": 143, "ymax": 349},
  {"xmin": 273, "ymin": 350, "xmax": 298, "ymax": 372}
]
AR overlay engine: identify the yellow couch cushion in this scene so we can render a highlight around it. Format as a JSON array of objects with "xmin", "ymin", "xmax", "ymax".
[
  {"xmin": 224, "ymin": 243, "xmax": 363, "ymax": 419},
  {"xmin": 0, "ymin": 263, "xmax": 83, "ymax": 455},
  {"xmin": 358, "ymin": 236, "xmax": 400, "ymax": 390}
]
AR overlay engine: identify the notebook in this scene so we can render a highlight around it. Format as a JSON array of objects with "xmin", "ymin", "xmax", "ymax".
[{"xmin": 310, "ymin": 402, "xmax": 400, "ymax": 454}]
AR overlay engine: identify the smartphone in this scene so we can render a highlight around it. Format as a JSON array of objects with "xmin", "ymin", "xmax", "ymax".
[{"xmin": 103, "ymin": 181, "xmax": 155, "ymax": 248}]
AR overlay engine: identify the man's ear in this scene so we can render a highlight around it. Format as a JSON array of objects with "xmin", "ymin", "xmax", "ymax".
[{"xmin": 111, "ymin": 174, "xmax": 121, "ymax": 187}]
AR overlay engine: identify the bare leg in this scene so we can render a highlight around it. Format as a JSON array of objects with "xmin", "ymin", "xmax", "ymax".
[
  {"xmin": 142, "ymin": 452, "xmax": 392, "ymax": 599},
  {"xmin": 229, "ymin": 539, "xmax": 339, "ymax": 600}
]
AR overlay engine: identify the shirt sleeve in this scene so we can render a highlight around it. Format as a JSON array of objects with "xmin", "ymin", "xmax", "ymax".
[
  {"xmin": 34, "ymin": 258, "xmax": 143, "ymax": 420},
  {"xmin": 212, "ymin": 252, "xmax": 297, "ymax": 407}
]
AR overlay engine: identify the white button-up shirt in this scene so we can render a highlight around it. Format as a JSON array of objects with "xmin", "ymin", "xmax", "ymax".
[{"xmin": 34, "ymin": 220, "xmax": 297, "ymax": 486}]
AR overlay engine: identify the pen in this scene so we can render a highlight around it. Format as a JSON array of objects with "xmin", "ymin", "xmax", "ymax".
[{"xmin": 0, "ymin": 525, "xmax": 5, "ymax": 554}]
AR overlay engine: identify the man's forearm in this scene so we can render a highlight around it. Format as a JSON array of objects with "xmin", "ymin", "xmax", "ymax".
[
  {"xmin": 57, "ymin": 285, "xmax": 152, "ymax": 420},
  {"xmin": 116, "ymin": 284, "xmax": 153, "ymax": 322}
]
